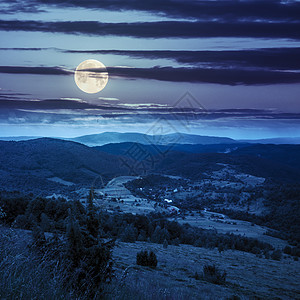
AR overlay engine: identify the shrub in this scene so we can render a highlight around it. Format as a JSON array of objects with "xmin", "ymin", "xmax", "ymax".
[
  {"xmin": 203, "ymin": 264, "xmax": 226, "ymax": 285},
  {"xmin": 283, "ymin": 246, "xmax": 292, "ymax": 255},
  {"xmin": 136, "ymin": 250, "xmax": 157, "ymax": 268},
  {"xmin": 271, "ymin": 249, "xmax": 282, "ymax": 261}
]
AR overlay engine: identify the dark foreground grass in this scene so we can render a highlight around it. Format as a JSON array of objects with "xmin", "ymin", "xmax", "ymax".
[
  {"xmin": 1, "ymin": 226, "xmax": 299, "ymax": 299},
  {"xmin": 0, "ymin": 226, "xmax": 219, "ymax": 299},
  {"xmin": 0, "ymin": 227, "xmax": 70, "ymax": 299}
]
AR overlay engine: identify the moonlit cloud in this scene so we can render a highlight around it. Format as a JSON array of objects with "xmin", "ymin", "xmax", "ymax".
[
  {"xmin": 1, "ymin": 0, "xmax": 300, "ymax": 140},
  {"xmin": 1, "ymin": 64, "xmax": 300, "ymax": 85},
  {"xmin": 63, "ymin": 48, "xmax": 300, "ymax": 70}
]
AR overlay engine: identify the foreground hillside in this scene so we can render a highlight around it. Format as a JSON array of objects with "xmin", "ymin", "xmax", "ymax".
[{"xmin": 1, "ymin": 226, "xmax": 299, "ymax": 299}]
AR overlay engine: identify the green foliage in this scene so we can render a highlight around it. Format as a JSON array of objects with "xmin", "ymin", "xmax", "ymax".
[{"xmin": 136, "ymin": 250, "xmax": 158, "ymax": 268}]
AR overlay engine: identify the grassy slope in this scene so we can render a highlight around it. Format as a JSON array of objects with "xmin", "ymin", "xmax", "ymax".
[
  {"xmin": 113, "ymin": 241, "xmax": 300, "ymax": 299},
  {"xmin": 1, "ymin": 226, "xmax": 299, "ymax": 299}
]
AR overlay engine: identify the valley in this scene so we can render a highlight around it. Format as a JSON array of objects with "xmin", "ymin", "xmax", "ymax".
[{"xmin": 0, "ymin": 134, "xmax": 299, "ymax": 299}]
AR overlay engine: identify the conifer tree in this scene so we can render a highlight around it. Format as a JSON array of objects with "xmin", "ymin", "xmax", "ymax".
[{"xmin": 66, "ymin": 208, "xmax": 84, "ymax": 267}]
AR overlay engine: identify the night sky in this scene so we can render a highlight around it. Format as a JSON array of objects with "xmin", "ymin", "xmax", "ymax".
[{"xmin": 0, "ymin": 0, "xmax": 300, "ymax": 139}]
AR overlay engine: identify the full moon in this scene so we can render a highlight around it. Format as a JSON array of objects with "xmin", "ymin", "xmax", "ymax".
[{"xmin": 74, "ymin": 59, "xmax": 108, "ymax": 94}]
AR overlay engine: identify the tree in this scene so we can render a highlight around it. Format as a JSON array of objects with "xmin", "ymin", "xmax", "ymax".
[
  {"xmin": 86, "ymin": 188, "xmax": 99, "ymax": 239},
  {"xmin": 64, "ymin": 204, "xmax": 115, "ymax": 297},
  {"xmin": 65, "ymin": 208, "xmax": 84, "ymax": 267},
  {"xmin": 121, "ymin": 224, "xmax": 137, "ymax": 243}
]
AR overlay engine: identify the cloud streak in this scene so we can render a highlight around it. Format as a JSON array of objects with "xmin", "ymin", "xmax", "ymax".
[
  {"xmin": 1, "ymin": 65, "xmax": 300, "ymax": 85},
  {"xmin": 2, "ymin": 0, "xmax": 300, "ymax": 22},
  {"xmin": 99, "ymin": 66, "xmax": 300, "ymax": 85},
  {"xmin": 0, "ymin": 66, "xmax": 70, "ymax": 75},
  {"xmin": 0, "ymin": 19, "xmax": 300, "ymax": 39},
  {"xmin": 2, "ymin": 47, "xmax": 299, "ymax": 71},
  {"xmin": 64, "ymin": 48, "xmax": 300, "ymax": 70},
  {"xmin": 0, "ymin": 89, "xmax": 300, "ymax": 121}
]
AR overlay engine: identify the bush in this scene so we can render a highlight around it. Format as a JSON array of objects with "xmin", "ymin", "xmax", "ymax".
[
  {"xmin": 203, "ymin": 264, "xmax": 226, "ymax": 285},
  {"xmin": 270, "ymin": 249, "xmax": 282, "ymax": 261},
  {"xmin": 283, "ymin": 246, "xmax": 292, "ymax": 255},
  {"xmin": 136, "ymin": 250, "xmax": 157, "ymax": 268}
]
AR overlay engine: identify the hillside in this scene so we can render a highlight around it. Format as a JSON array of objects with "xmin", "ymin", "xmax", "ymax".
[
  {"xmin": 0, "ymin": 138, "xmax": 129, "ymax": 193},
  {"xmin": 95, "ymin": 142, "xmax": 248, "ymax": 156},
  {"xmin": 231, "ymin": 144, "xmax": 300, "ymax": 170},
  {"xmin": 1, "ymin": 139, "xmax": 300, "ymax": 196},
  {"xmin": 96, "ymin": 142, "xmax": 300, "ymax": 182}
]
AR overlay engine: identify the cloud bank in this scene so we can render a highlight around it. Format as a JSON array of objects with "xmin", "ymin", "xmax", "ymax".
[
  {"xmin": 2, "ymin": 0, "xmax": 300, "ymax": 22},
  {"xmin": 1, "ymin": 64, "xmax": 299, "ymax": 85},
  {"xmin": 64, "ymin": 48, "xmax": 300, "ymax": 70},
  {"xmin": 0, "ymin": 19, "xmax": 300, "ymax": 39}
]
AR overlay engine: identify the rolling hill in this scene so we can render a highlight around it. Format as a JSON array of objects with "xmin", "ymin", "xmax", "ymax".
[
  {"xmin": 0, "ymin": 138, "xmax": 130, "ymax": 193},
  {"xmin": 0, "ymin": 138, "xmax": 299, "ymax": 195},
  {"xmin": 69, "ymin": 132, "xmax": 238, "ymax": 146}
]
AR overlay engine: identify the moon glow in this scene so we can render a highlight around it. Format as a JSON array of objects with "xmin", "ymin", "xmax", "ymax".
[{"xmin": 74, "ymin": 59, "xmax": 108, "ymax": 94}]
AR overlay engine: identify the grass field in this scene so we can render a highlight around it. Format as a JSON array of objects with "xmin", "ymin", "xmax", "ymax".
[
  {"xmin": 1, "ymin": 224, "xmax": 299, "ymax": 299},
  {"xmin": 112, "ymin": 241, "xmax": 300, "ymax": 299}
]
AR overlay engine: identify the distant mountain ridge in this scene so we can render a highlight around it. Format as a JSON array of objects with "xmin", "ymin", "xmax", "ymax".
[
  {"xmin": 1, "ymin": 132, "xmax": 299, "ymax": 146},
  {"xmin": 69, "ymin": 132, "xmax": 237, "ymax": 146},
  {"xmin": 0, "ymin": 136, "xmax": 42, "ymax": 141},
  {"xmin": 241, "ymin": 137, "xmax": 300, "ymax": 144}
]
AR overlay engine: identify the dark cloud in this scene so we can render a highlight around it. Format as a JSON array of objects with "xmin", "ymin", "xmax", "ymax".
[
  {"xmin": 0, "ymin": 1, "xmax": 44, "ymax": 14},
  {"xmin": 65, "ymin": 48, "xmax": 300, "ymax": 70},
  {"xmin": 1, "ymin": 65, "xmax": 300, "ymax": 85},
  {"xmin": 2, "ymin": 47, "xmax": 299, "ymax": 71},
  {"xmin": 0, "ymin": 47, "xmax": 46, "ymax": 51},
  {"xmin": 0, "ymin": 99, "xmax": 97, "ymax": 110},
  {"xmin": 105, "ymin": 66, "xmax": 300, "ymax": 85},
  {"xmin": 2, "ymin": 0, "xmax": 300, "ymax": 22},
  {"xmin": 0, "ymin": 19, "xmax": 300, "ymax": 39},
  {"xmin": 0, "ymin": 66, "xmax": 70, "ymax": 75}
]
